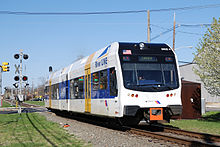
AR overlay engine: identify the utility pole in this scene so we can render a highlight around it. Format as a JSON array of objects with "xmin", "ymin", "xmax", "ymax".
[
  {"xmin": 147, "ymin": 10, "xmax": 150, "ymax": 43},
  {"xmin": 173, "ymin": 12, "xmax": 176, "ymax": 50},
  {"xmin": 0, "ymin": 70, "xmax": 2, "ymax": 107}
]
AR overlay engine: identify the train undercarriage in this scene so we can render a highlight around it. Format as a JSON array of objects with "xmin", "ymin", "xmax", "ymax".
[{"xmin": 120, "ymin": 105, "xmax": 182, "ymax": 125}]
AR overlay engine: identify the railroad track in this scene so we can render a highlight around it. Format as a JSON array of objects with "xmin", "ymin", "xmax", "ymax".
[
  {"xmin": 151, "ymin": 124, "xmax": 220, "ymax": 144},
  {"xmin": 125, "ymin": 125, "xmax": 220, "ymax": 147},
  {"xmin": 4, "ymin": 99, "xmax": 38, "ymax": 108},
  {"xmin": 2, "ymin": 99, "xmax": 47, "ymax": 114}
]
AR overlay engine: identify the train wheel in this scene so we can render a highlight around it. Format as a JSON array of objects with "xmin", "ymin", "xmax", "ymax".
[{"xmin": 118, "ymin": 116, "xmax": 142, "ymax": 126}]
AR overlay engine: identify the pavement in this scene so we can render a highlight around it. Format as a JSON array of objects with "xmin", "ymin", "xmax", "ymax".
[
  {"xmin": 206, "ymin": 102, "xmax": 220, "ymax": 112},
  {"xmin": 0, "ymin": 107, "xmax": 48, "ymax": 114},
  {"xmin": 206, "ymin": 107, "xmax": 220, "ymax": 112}
]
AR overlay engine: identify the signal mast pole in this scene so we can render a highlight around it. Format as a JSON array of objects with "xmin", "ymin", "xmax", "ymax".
[{"xmin": 19, "ymin": 49, "xmax": 23, "ymax": 101}]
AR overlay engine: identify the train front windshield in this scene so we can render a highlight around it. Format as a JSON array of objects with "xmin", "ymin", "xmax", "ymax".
[{"xmin": 119, "ymin": 43, "xmax": 179, "ymax": 92}]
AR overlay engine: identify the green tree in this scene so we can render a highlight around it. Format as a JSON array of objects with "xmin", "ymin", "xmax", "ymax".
[{"xmin": 193, "ymin": 17, "xmax": 220, "ymax": 96}]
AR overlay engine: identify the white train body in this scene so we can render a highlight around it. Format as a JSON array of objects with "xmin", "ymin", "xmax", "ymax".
[{"xmin": 45, "ymin": 42, "xmax": 182, "ymax": 124}]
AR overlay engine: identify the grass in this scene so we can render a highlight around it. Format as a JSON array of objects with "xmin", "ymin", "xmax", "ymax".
[
  {"xmin": 25, "ymin": 101, "xmax": 45, "ymax": 107},
  {"xmin": 1, "ymin": 100, "xmax": 13, "ymax": 108},
  {"xmin": 167, "ymin": 111, "xmax": 220, "ymax": 135},
  {"xmin": 0, "ymin": 112, "xmax": 87, "ymax": 147}
]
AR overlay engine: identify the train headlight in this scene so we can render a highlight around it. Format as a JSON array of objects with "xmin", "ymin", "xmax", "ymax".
[{"xmin": 139, "ymin": 42, "xmax": 145, "ymax": 50}]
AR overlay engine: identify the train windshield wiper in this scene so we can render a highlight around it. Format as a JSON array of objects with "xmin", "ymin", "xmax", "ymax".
[
  {"xmin": 132, "ymin": 83, "xmax": 164, "ymax": 87},
  {"xmin": 167, "ymin": 86, "xmax": 174, "ymax": 90}
]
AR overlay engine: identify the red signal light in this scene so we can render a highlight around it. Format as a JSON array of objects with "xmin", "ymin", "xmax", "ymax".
[{"xmin": 22, "ymin": 76, "xmax": 28, "ymax": 81}]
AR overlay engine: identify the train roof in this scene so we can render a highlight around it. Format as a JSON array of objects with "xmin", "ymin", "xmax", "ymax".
[
  {"xmin": 45, "ymin": 42, "xmax": 118, "ymax": 85},
  {"xmin": 45, "ymin": 42, "xmax": 173, "ymax": 86}
]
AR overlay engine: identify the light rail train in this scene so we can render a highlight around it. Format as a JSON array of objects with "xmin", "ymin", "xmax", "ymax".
[{"xmin": 45, "ymin": 42, "xmax": 182, "ymax": 125}]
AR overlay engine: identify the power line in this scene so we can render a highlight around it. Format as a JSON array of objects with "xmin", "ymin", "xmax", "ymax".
[
  {"xmin": 0, "ymin": 10, "xmax": 147, "ymax": 15},
  {"xmin": 0, "ymin": 4, "xmax": 220, "ymax": 15},
  {"xmin": 178, "ymin": 24, "xmax": 211, "ymax": 27},
  {"xmin": 150, "ymin": 4, "xmax": 220, "ymax": 12},
  {"xmin": 177, "ymin": 30, "xmax": 203, "ymax": 36},
  {"xmin": 151, "ymin": 23, "xmax": 211, "ymax": 40},
  {"xmin": 151, "ymin": 25, "xmax": 180, "ymax": 41},
  {"xmin": 178, "ymin": 60, "xmax": 195, "ymax": 64}
]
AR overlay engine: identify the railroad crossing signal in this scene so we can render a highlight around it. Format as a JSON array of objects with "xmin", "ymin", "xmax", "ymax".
[
  {"xmin": 15, "ymin": 64, "xmax": 20, "ymax": 74},
  {"xmin": 14, "ymin": 54, "xmax": 19, "ymax": 59},
  {"xmin": 14, "ymin": 76, "xmax": 19, "ymax": 81},
  {"xmin": 22, "ymin": 76, "xmax": 28, "ymax": 81},
  {"xmin": 14, "ymin": 53, "xmax": 28, "ymax": 60},
  {"xmin": 25, "ymin": 83, "xmax": 29, "ymax": 88},
  {"xmin": 23, "ymin": 54, "xmax": 28, "ymax": 60},
  {"xmin": 13, "ymin": 83, "xmax": 18, "ymax": 88}
]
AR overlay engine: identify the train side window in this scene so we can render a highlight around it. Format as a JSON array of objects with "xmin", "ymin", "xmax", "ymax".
[
  {"xmin": 100, "ymin": 70, "xmax": 107, "ymax": 90},
  {"xmin": 51, "ymin": 85, "xmax": 55, "ymax": 99},
  {"xmin": 110, "ymin": 67, "xmax": 118, "ymax": 96},
  {"xmin": 60, "ymin": 82, "xmax": 66, "ymax": 99},
  {"xmin": 53, "ymin": 85, "xmax": 56, "ymax": 99},
  {"xmin": 44, "ymin": 86, "xmax": 48, "ymax": 96},
  {"xmin": 72, "ymin": 79, "xmax": 79, "ymax": 98},
  {"xmin": 78, "ymin": 77, "xmax": 84, "ymax": 99},
  {"xmin": 70, "ymin": 79, "xmax": 74, "ymax": 99},
  {"xmin": 88, "ymin": 74, "xmax": 91, "ymax": 98},
  {"xmin": 56, "ymin": 84, "xmax": 59, "ymax": 99},
  {"xmin": 52, "ymin": 84, "xmax": 59, "ymax": 99},
  {"xmin": 92, "ymin": 72, "xmax": 99, "ymax": 90},
  {"xmin": 66, "ymin": 80, "xmax": 69, "ymax": 99}
]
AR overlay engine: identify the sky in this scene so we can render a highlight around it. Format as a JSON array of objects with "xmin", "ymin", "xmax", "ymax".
[{"xmin": 0, "ymin": 0, "xmax": 220, "ymax": 91}]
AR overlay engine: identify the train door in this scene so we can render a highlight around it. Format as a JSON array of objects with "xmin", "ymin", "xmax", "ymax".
[
  {"xmin": 49, "ymin": 73, "xmax": 55, "ymax": 108},
  {"xmin": 85, "ymin": 68, "xmax": 91, "ymax": 113},
  {"xmin": 84, "ymin": 53, "xmax": 95, "ymax": 113},
  {"xmin": 49, "ymin": 80, "xmax": 52, "ymax": 108}
]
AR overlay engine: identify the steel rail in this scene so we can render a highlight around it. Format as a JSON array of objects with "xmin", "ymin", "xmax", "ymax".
[
  {"xmin": 4, "ymin": 99, "xmax": 39, "ymax": 108},
  {"xmin": 157, "ymin": 125, "xmax": 220, "ymax": 143},
  {"xmin": 124, "ymin": 126, "xmax": 219, "ymax": 147}
]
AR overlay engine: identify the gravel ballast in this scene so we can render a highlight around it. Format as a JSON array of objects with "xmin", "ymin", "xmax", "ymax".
[{"xmin": 40, "ymin": 111, "xmax": 179, "ymax": 147}]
